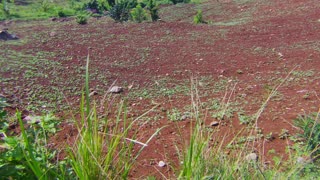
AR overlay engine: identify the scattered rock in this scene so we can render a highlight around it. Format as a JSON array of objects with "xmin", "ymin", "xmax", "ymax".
[
  {"xmin": 50, "ymin": 31, "xmax": 57, "ymax": 37},
  {"xmin": 89, "ymin": 91, "xmax": 98, "ymax": 97},
  {"xmin": 181, "ymin": 112, "xmax": 191, "ymax": 120},
  {"xmin": 210, "ymin": 121, "xmax": 219, "ymax": 127},
  {"xmin": 297, "ymin": 156, "xmax": 312, "ymax": 164},
  {"xmin": 297, "ymin": 89, "xmax": 308, "ymax": 93},
  {"xmin": 158, "ymin": 161, "xmax": 166, "ymax": 167},
  {"xmin": 23, "ymin": 115, "xmax": 40, "ymax": 123},
  {"xmin": 246, "ymin": 153, "xmax": 258, "ymax": 161},
  {"xmin": 109, "ymin": 86, "xmax": 123, "ymax": 94},
  {"xmin": 0, "ymin": 30, "xmax": 18, "ymax": 41},
  {"xmin": 278, "ymin": 52, "xmax": 284, "ymax": 58},
  {"xmin": 23, "ymin": 115, "xmax": 32, "ymax": 121}
]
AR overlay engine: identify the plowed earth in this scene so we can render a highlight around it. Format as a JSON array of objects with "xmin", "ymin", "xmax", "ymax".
[{"xmin": 1, "ymin": 0, "xmax": 320, "ymax": 178}]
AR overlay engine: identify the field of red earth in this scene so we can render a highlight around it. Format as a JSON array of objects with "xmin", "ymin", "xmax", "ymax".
[{"xmin": 1, "ymin": 0, "xmax": 320, "ymax": 178}]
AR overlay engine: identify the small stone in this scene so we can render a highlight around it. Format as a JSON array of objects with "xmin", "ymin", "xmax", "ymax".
[
  {"xmin": 297, "ymin": 157, "xmax": 305, "ymax": 164},
  {"xmin": 246, "ymin": 153, "xmax": 258, "ymax": 161},
  {"xmin": 210, "ymin": 121, "xmax": 219, "ymax": 126},
  {"xmin": 181, "ymin": 112, "xmax": 191, "ymax": 120},
  {"xmin": 89, "ymin": 91, "xmax": 98, "ymax": 97},
  {"xmin": 109, "ymin": 86, "xmax": 123, "ymax": 93},
  {"xmin": 23, "ymin": 116, "xmax": 32, "ymax": 121},
  {"xmin": 158, "ymin": 161, "xmax": 166, "ymax": 167},
  {"xmin": 50, "ymin": 31, "xmax": 56, "ymax": 37},
  {"xmin": 297, "ymin": 156, "xmax": 312, "ymax": 164}
]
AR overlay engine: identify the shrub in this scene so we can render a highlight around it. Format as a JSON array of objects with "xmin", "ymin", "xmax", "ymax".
[
  {"xmin": 41, "ymin": 0, "xmax": 52, "ymax": 12},
  {"xmin": 294, "ymin": 113, "xmax": 320, "ymax": 158},
  {"xmin": 1, "ymin": 0, "xmax": 10, "ymax": 17},
  {"xmin": 130, "ymin": 4, "xmax": 147, "ymax": 23},
  {"xmin": 170, "ymin": 0, "xmax": 190, "ymax": 4},
  {"xmin": 193, "ymin": 9, "xmax": 205, "ymax": 24},
  {"xmin": 84, "ymin": 0, "xmax": 111, "ymax": 14},
  {"xmin": 109, "ymin": 0, "xmax": 137, "ymax": 22},
  {"xmin": 0, "ymin": 113, "xmax": 71, "ymax": 179},
  {"xmin": 76, "ymin": 14, "xmax": 88, "ymax": 24},
  {"xmin": 147, "ymin": 0, "xmax": 159, "ymax": 22}
]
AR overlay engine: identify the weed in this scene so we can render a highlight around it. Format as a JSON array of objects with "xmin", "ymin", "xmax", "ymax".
[
  {"xmin": 294, "ymin": 112, "xmax": 320, "ymax": 158},
  {"xmin": 147, "ymin": 0, "xmax": 159, "ymax": 21},
  {"xmin": 68, "ymin": 53, "xmax": 163, "ymax": 179},
  {"xmin": 237, "ymin": 112, "xmax": 255, "ymax": 125},
  {"xmin": 76, "ymin": 13, "xmax": 88, "ymax": 24},
  {"xmin": 279, "ymin": 129, "xmax": 290, "ymax": 139},
  {"xmin": 109, "ymin": 0, "xmax": 137, "ymax": 22},
  {"xmin": 193, "ymin": 9, "xmax": 205, "ymax": 24},
  {"xmin": 0, "ymin": 112, "xmax": 71, "ymax": 179},
  {"xmin": 130, "ymin": 3, "xmax": 147, "ymax": 23}
]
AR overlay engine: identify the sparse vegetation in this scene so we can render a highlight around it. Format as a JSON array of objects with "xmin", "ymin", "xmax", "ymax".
[
  {"xmin": 193, "ymin": 9, "xmax": 205, "ymax": 24},
  {"xmin": 0, "ymin": 0, "xmax": 320, "ymax": 178},
  {"xmin": 130, "ymin": 3, "xmax": 147, "ymax": 23},
  {"xmin": 76, "ymin": 13, "xmax": 88, "ymax": 24}
]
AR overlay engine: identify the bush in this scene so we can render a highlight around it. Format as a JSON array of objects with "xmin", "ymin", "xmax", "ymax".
[
  {"xmin": 84, "ymin": 0, "xmax": 111, "ymax": 14},
  {"xmin": 170, "ymin": 0, "xmax": 190, "ymax": 4},
  {"xmin": 76, "ymin": 14, "xmax": 88, "ymax": 24},
  {"xmin": 193, "ymin": 10, "xmax": 205, "ymax": 24},
  {"xmin": 294, "ymin": 114, "xmax": 320, "ymax": 158},
  {"xmin": 109, "ymin": 0, "xmax": 137, "ymax": 22},
  {"xmin": 1, "ymin": 0, "xmax": 10, "ymax": 17},
  {"xmin": 147, "ymin": 0, "xmax": 159, "ymax": 22},
  {"xmin": 130, "ymin": 4, "xmax": 147, "ymax": 23}
]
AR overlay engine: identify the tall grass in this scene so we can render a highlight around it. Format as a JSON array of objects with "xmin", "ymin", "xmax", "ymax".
[
  {"xmin": 67, "ymin": 53, "xmax": 162, "ymax": 179},
  {"xmin": 177, "ymin": 76, "xmax": 320, "ymax": 179}
]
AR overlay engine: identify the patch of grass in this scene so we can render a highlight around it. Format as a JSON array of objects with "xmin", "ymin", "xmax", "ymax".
[
  {"xmin": 178, "ymin": 78, "xmax": 320, "ymax": 179},
  {"xmin": 68, "ymin": 53, "xmax": 163, "ymax": 179}
]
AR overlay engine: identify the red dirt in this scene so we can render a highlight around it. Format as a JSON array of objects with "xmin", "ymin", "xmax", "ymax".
[{"xmin": 1, "ymin": 0, "xmax": 320, "ymax": 178}]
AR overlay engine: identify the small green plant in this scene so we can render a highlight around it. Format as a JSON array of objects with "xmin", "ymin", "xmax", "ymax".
[
  {"xmin": 170, "ymin": 0, "xmax": 190, "ymax": 4},
  {"xmin": 41, "ymin": 0, "xmax": 52, "ymax": 12},
  {"xmin": 1, "ymin": 0, "xmax": 11, "ymax": 17},
  {"xmin": 279, "ymin": 129, "xmax": 290, "ymax": 139},
  {"xmin": 147, "ymin": 0, "xmax": 159, "ymax": 22},
  {"xmin": 294, "ymin": 113, "xmax": 320, "ymax": 158},
  {"xmin": 109, "ymin": 0, "xmax": 137, "ymax": 22},
  {"xmin": 237, "ymin": 112, "xmax": 255, "ymax": 125},
  {"xmin": 0, "ymin": 112, "xmax": 71, "ymax": 179},
  {"xmin": 68, "ymin": 53, "xmax": 162, "ymax": 179},
  {"xmin": 76, "ymin": 14, "xmax": 88, "ymax": 24},
  {"xmin": 84, "ymin": 0, "xmax": 110, "ymax": 13},
  {"xmin": 193, "ymin": 9, "xmax": 205, "ymax": 24},
  {"xmin": 130, "ymin": 3, "xmax": 147, "ymax": 23},
  {"xmin": 167, "ymin": 108, "xmax": 182, "ymax": 121}
]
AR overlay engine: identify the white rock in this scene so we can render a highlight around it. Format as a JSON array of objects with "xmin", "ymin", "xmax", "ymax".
[
  {"xmin": 158, "ymin": 161, "xmax": 166, "ymax": 167},
  {"xmin": 246, "ymin": 153, "xmax": 258, "ymax": 161},
  {"xmin": 109, "ymin": 86, "xmax": 123, "ymax": 93},
  {"xmin": 210, "ymin": 121, "xmax": 219, "ymax": 126}
]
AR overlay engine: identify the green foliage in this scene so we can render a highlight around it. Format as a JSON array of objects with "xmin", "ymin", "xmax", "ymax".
[
  {"xmin": 109, "ymin": 0, "xmax": 137, "ymax": 22},
  {"xmin": 84, "ymin": 0, "xmax": 110, "ymax": 13},
  {"xmin": 0, "ymin": 112, "xmax": 72, "ymax": 179},
  {"xmin": 146, "ymin": 0, "xmax": 159, "ymax": 21},
  {"xmin": 170, "ymin": 0, "xmax": 190, "ymax": 5},
  {"xmin": 76, "ymin": 13, "xmax": 88, "ymax": 24},
  {"xmin": 68, "ymin": 54, "xmax": 162, "ymax": 179},
  {"xmin": 130, "ymin": 3, "xmax": 147, "ymax": 23},
  {"xmin": 0, "ymin": 0, "xmax": 11, "ymax": 17},
  {"xmin": 41, "ymin": 0, "xmax": 52, "ymax": 12},
  {"xmin": 294, "ymin": 113, "xmax": 320, "ymax": 158},
  {"xmin": 56, "ymin": 7, "xmax": 75, "ymax": 17},
  {"xmin": 193, "ymin": 9, "xmax": 205, "ymax": 24}
]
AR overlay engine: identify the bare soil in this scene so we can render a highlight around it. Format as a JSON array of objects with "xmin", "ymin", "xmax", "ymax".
[{"xmin": 1, "ymin": 0, "xmax": 320, "ymax": 178}]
